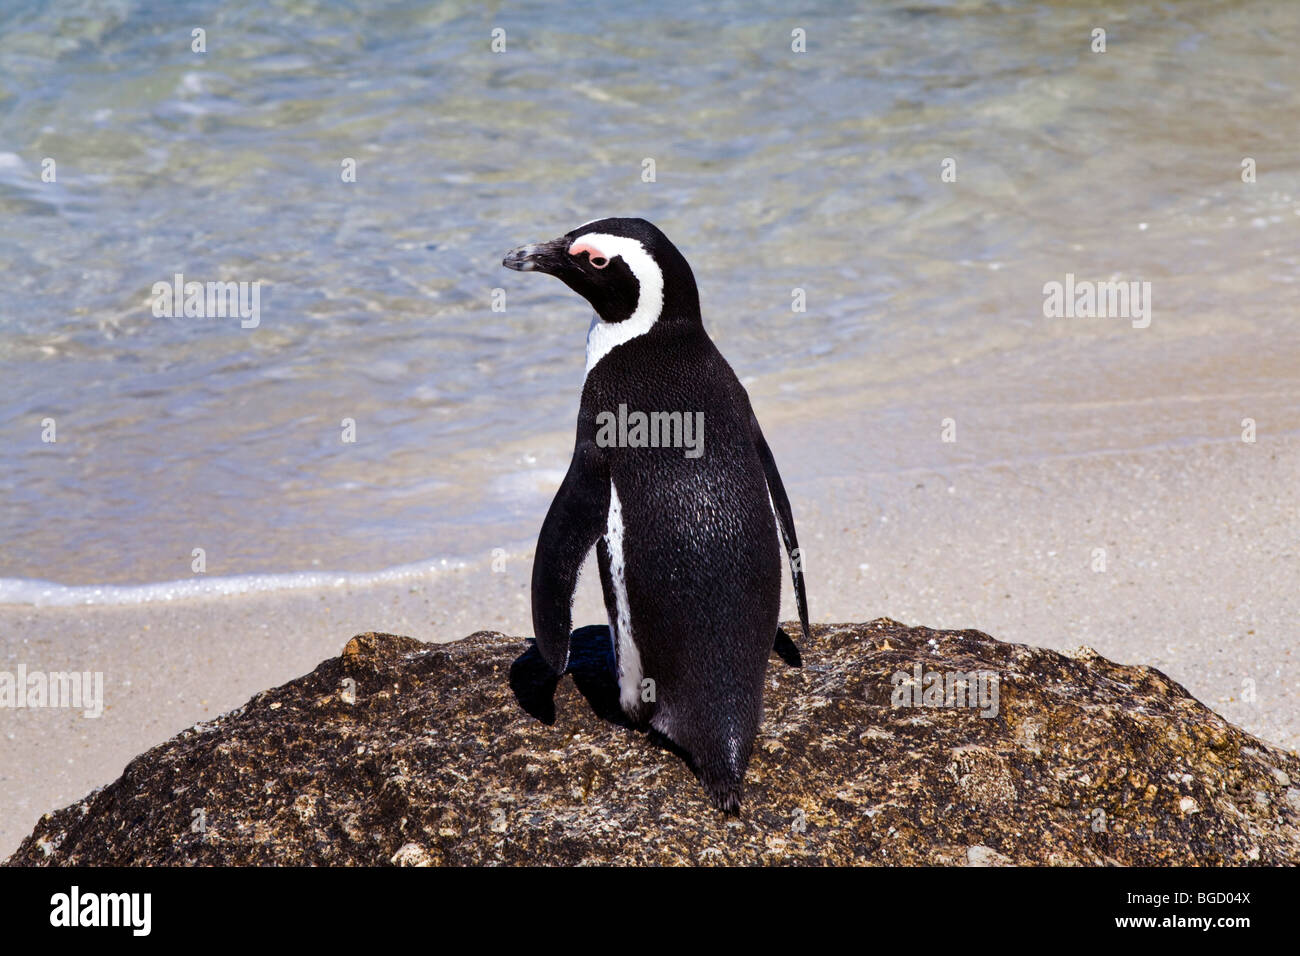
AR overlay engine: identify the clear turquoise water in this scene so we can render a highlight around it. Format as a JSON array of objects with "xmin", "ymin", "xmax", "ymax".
[{"xmin": 1, "ymin": 0, "xmax": 1296, "ymax": 594}]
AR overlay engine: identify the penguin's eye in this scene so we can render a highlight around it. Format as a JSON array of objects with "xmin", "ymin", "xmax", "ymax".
[{"xmin": 568, "ymin": 240, "xmax": 610, "ymax": 269}]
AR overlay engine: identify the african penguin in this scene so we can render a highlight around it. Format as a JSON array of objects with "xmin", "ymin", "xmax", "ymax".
[{"xmin": 502, "ymin": 217, "xmax": 811, "ymax": 812}]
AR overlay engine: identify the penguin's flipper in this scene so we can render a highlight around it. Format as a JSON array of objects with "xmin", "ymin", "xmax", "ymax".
[
  {"xmin": 750, "ymin": 411, "xmax": 811, "ymax": 644},
  {"xmin": 531, "ymin": 439, "xmax": 610, "ymax": 676}
]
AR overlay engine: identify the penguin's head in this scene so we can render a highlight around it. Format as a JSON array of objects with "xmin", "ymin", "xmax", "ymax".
[{"xmin": 502, "ymin": 217, "xmax": 699, "ymax": 326}]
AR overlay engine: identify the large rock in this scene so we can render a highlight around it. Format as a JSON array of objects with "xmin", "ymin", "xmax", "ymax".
[{"xmin": 7, "ymin": 620, "xmax": 1299, "ymax": 865}]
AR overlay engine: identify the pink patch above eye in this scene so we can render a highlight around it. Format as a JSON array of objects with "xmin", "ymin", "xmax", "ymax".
[{"xmin": 568, "ymin": 241, "xmax": 610, "ymax": 268}]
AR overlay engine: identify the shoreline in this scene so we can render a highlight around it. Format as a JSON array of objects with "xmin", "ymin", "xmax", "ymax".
[{"xmin": 7, "ymin": 325, "xmax": 1298, "ymax": 589}]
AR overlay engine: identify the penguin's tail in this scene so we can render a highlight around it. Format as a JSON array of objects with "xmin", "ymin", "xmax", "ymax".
[
  {"xmin": 649, "ymin": 724, "xmax": 746, "ymax": 813},
  {"xmin": 705, "ymin": 780, "xmax": 743, "ymax": 814},
  {"xmin": 697, "ymin": 734, "xmax": 749, "ymax": 814}
]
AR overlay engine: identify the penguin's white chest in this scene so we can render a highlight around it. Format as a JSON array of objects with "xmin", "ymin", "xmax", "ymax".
[{"xmin": 604, "ymin": 482, "xmax": 644, "ymax": 714}]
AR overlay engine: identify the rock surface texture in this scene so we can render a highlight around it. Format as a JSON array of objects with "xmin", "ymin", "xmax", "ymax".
[{"xmin": 8, "ymin": 620, "xmax": 1299, "ymax": 865}]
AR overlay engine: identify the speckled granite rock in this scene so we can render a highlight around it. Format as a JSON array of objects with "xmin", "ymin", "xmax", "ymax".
[{"xmin": 8, "ymin": 620, "xmax": 1299, "ymax": 865}]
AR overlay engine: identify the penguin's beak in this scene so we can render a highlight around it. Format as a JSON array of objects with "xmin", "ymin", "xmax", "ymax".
[{"xmin": 502, "ymin": 237, "xmax": 567, "ymax": 274}]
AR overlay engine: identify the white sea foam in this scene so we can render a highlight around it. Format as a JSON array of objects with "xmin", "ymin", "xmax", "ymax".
[{"xmin": 0, "ymin": 557, "xmax": 471, "ymax": 608}]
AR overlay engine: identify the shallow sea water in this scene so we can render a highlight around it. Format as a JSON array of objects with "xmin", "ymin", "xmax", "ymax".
[{"xmin": 0, "ymin": 0, "xmax": 1296, "ymax": 599}]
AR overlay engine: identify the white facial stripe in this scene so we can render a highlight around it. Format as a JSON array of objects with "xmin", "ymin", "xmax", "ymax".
[{"xmin": 575, "ymin": 233, "xmax": 665, "ymax": 378}]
